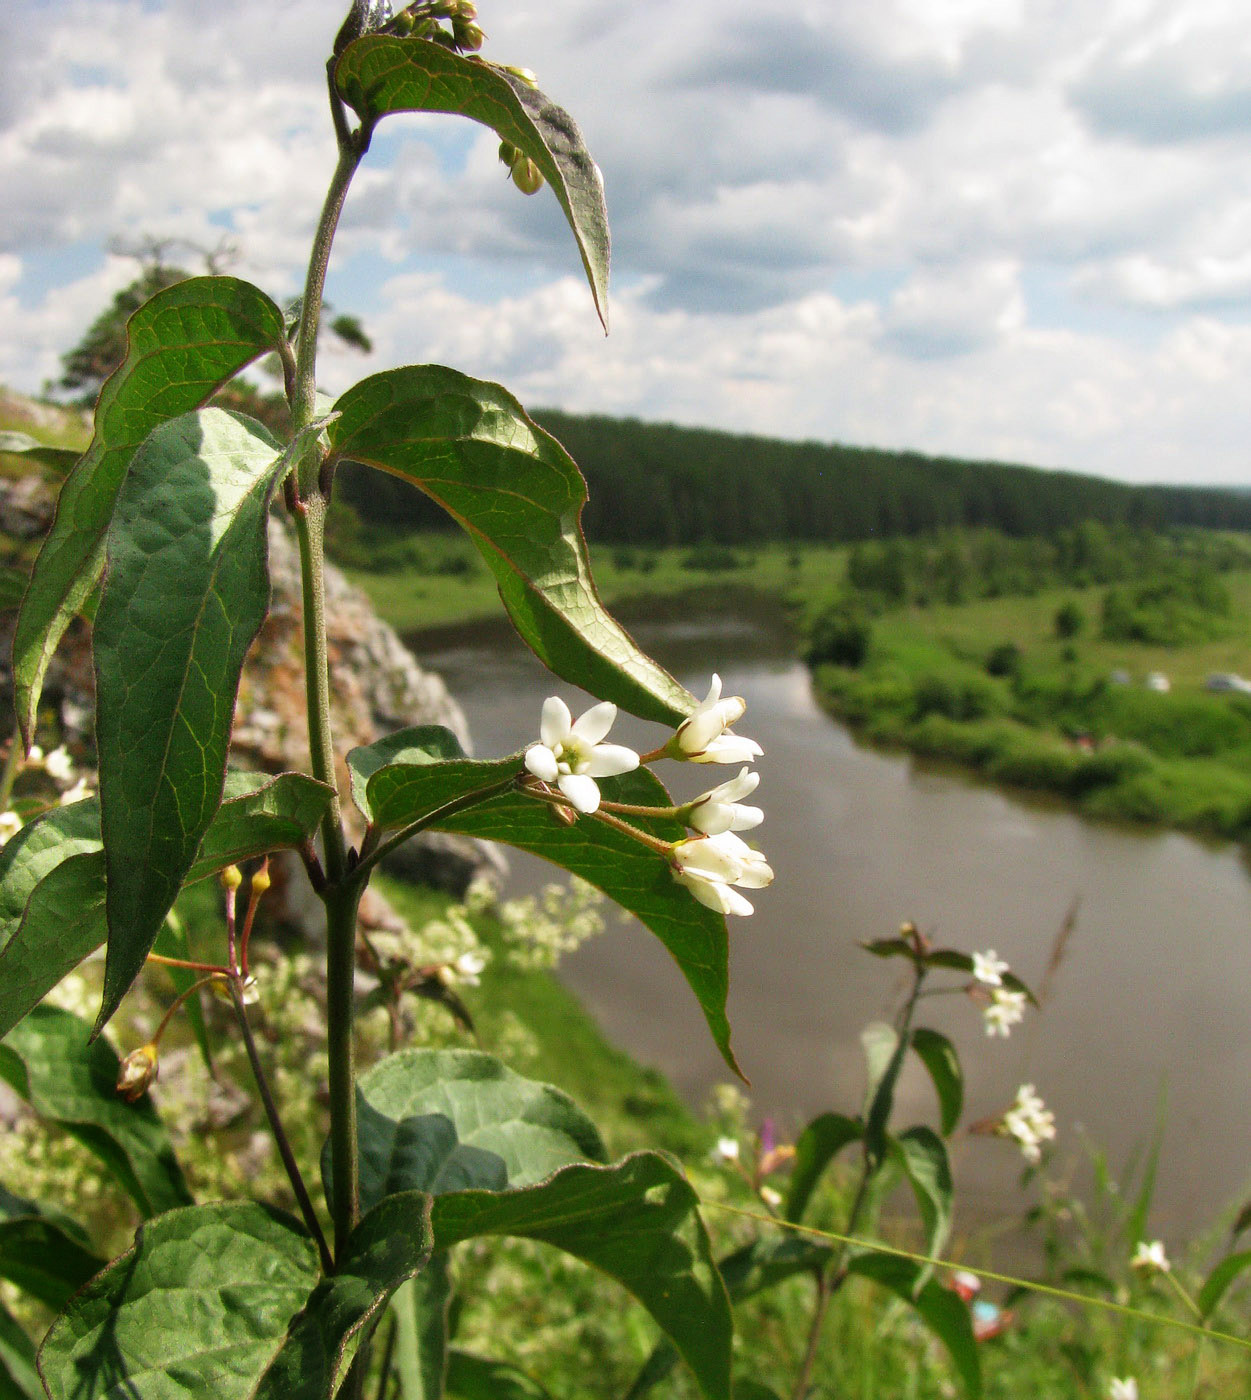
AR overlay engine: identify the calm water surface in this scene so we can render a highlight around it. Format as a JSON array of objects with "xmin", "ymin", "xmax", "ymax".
[{"xmin": 411, "ymin": 599, "xmax": 1251, "ymax": 1241}]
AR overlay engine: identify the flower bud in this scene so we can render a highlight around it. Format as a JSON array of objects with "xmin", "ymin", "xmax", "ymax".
[
  {"xmin": 220, "ymin": 864, "xmax": 243, "ymax": 892},
  {"xmin": 453, "ymin": 18, "xmax": 484, "ymax": 50},
  {"xmin": 502, "ymin": 65, "xmax": 539, "ymax": 89},
  {"xmin": 250, "ymin": 864, "xmax": 272, "ymax": 897},
  {"xmin": 510, "ymin": 156, "xmax": 544, "ymax": 195},
  {"xmin": 117, "ymin": 1043, "xmax": 159, "ymax": 1101},
  {"xmin": 498, "ymin": 139, "xmax": 518, "ymax": 168}
]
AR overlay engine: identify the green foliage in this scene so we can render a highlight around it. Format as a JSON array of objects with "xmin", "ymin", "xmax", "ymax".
[
  {"xmin": 1101, "ymin": 568, "xmax": 1231, "ymax": 645},
  {"xmin": 1054, "ymin": 599, "xmax": 1086, "ymax": 639},
  {"xmin": 804, "ymin": 598, "xmax": 873, "ymax": 668},
  {"xmin": 0, "ymin": 1186, "xmax": 105, "ymax": 1312}
]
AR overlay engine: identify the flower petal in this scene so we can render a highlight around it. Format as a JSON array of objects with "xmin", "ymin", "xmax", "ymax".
[
  {"xmin": 540, "ymin": 695, "xmax": 573, "ymax": 748},
  {"xmin": 570, "ymin": 700, "xmax": 618, "ymax": 746},
  {"xmin": 524, "ymin": 744, "xmax": 559, "ymax": 782},
  {"xmin": 557, "ymin": 772, "xmax": 601, "ymax": 814},
  {"xmin": 585, "ymin": 743, "xmax": 640, "ymax": 777}
]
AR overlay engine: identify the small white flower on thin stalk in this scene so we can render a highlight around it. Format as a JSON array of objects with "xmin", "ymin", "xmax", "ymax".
[
  {"xmin": 1108, "ymin": 1379, "xmax": 1138, "ymax": 1400},
  {"xmin": 44, "ymin": 745, "xmax": 75, "ymax": 783},
  {"xmin": 671, "ymin": 831, "xmax": 774, "ymax": 917},
  {"xmin": 524, "ymin": 696, "xmax": 639, "ymax": 815},
  {"xmin": 983, "ymin": 986, "xmax": 1027, "ymax": 1038},
  {"xmin": 714, "ymin": 1136, "xmax": 740, "ymax": 1164},
  {"xmin": 0, "ymin": 811, "xmax": 21, "ymax": 846},
  {"xmin": 971, "ymin": 949, "xmax": 1009, "ymax": 987},
  {"xmin": 672, "ymin": 675, "xmax": 763, "ymax": 765},
  {"xmin": 451, "ymin": 951, "xmax": 487, "ymax": 987},
  {"xmin": 1002, "ymin": 1083, "xmax": 1056, "ymax": 1164},
  {"xmin": 1131, "ymin": 1239, "xmax": 1170, "ymax": 1274},
  {"xmin": 687, "ymin": 767, "xmax": 764, "ymax": 835}
]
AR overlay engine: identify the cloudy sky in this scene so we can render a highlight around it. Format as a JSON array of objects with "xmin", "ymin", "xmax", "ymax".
[{"xmin": 3, "ymin": 0, "xmax": 1251, "ymax": 484}]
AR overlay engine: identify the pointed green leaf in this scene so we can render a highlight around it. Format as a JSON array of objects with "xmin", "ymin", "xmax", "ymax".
[
  {"xmin": 0, "ymin": 775, "xmax": 332, "ymax": 1040},
  {"xmin": 785, "ymin": 1112, "xmax": 863, "ymax": 1225},
  {"xmin": 862, "ymin": 1021, "xmax": 907, "ymax": 1165},
  {"xmin": 335, "ymin": 37, "xmax": 609, "ymax": 328},
  {"xmin": 0, "ymin": 432, "xmax": 81, "ymax": 477},
  {"xmin": 93, "ymin": 408, "xmax": 288, "ymax": 1030},
  {"xmin": 0, "ymin": 1006, "xmax": 191, "ymax": 1217},
  {"xmin": 0, "ymin": 1301, "xmax": 40, "ymax": 1400},
  {"xmin": 347, "ymin": 724, "xmax": 480, "ymax": 827},
  {"xmin": 336, "ymin": 1048, "xmax": 607, "ymax": 1215},
  {"xmin": 447, "ymin": 1349, "xmax": 553, "ymax": 1400},
  {"xmin": 0, "ymin": 1184, "xmax": 104, "ymax": 1311},
  {"xmin": 890, "ymin": 1127, "xmax": 953, "ymax": 1284},
  {"xmin": 391, "ymin": 1260, "xmax": 452, "ymax": 1400},
  {"xmin": 926, "ymin": 950, "xmax": 1035, "ymax": 1003},
  {"xmin": 253, "ymin": 1194, "xmax": 435, "ymax": 1400},
  {"xmin": 910, "ymin": 1027, "xmax": 963, "ymax": 1136},
  {"xmin": 1199, "ymin": 1249, "xmax": 1251, "ymax": 1321},
  {"xmin": 430, "ymin": 765, "xmax": 737, "ymax": 1073},
  {"xmin": 38, "ymin": 1202, "xmax": 320, "ymax": 1400},
  {"xmin": 13, "ymin": 278, "xmax": 286, "ymax": 745},
  {"xmin": 845, "ymin": 1253, "xmax": 981, "ymax": 1399},
  {"xmin": 328, "ymin": 367, "xmax": 692, "ymax": 726}
]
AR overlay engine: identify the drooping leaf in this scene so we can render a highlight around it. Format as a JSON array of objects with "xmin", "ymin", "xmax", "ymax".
[
  {"xmin": 328, "ymin": 368, "xmax": 692, "ymax": 727},
  {"xmin": 446, "ymin": 1349, "xmax": 553, "ymax": 1400},
  {"xmin": 253, "ymin": 1194, "xmax": 435, "ymax": 1400},
  {"xmin": 335, "ymin": 37, "xmax": 610, "ymax": 328},
  {"xmin": 93, "ymin": 408, "xmax": 288, "ymax": 1031},
  {"xmin": 0, "ymin": 774, "xmax": 332, "ymax": 1040},
  {"xmin": 785, "ymin": 1112, "xmax": 863, "ymax": 1225},
  {"xmin": 0, "ymin": 1184, "xmax": 104, "ymax": 1311},
  {"xmin": 347, "ymin": 725, "xmax": 496, "ymax": 829},
  {"xmin": 862, "ymin": 1021, "xmax": 906, "ymax": 1165},
  {"xmin": 845, "ymin": 1253, "xmax": 981, "ymax": 1399},
  {"xmin": 1199, "ymin": 1250, "xmax": 1251, "ymax": 1321},
  {"xmin": 13, "ymin": 277, "xmax": 286, "ymax": 745},
  {"xmin": 910, "ymin": 1027, "xmax": 963, "ymax": 1136},
  {"xmin": 333, "ymin": 1048, "xmax": 607, "ymax": 1215},
  {"xmin": 38, "ymin": 1203, "xmax": 320, "ymax": 1400},
  {"xmin": 390, "ymin": 1260, "xmax": 452, "ymax": 1400},
  {"xmin": 428, "ymin": 765, "xmax": 737, "ymax": 1073},
  {"xmin": 0, "ymin": 432, "xmax": 81, "ymax": 476},
  {"xmin": 0, "ymin": 1005, "xmax": 192, "ymax": 1218},
  {"xmin": 0, "ymin": 1301, "xmax": 39, "ymax": 1400},
  {"xmin": 889, "ymin": 1127, "xmax": 953, "ymax": 1285}
]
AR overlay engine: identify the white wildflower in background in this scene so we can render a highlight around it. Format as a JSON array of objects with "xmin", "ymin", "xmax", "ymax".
[
  {"xmin": 0, "ymin": 811, "xmax": 21, "ymax": 846},
  {"xmin": 59, "ymin": 777, "xmax": 92, "ymax": 805},
  {"xmin": 44, "ymin": 745, "xmax": 75, "ymax": 783},
  {"xmin": 449, "ymin": 951, "xmax": 486, "ymax": 987},
  {"xmin": 1003, "ymin": 1083, "xmax": 1056, "ymax": 1164},
  {"xmin": 672, "ymin": 675, "xmax": 763, "ymax": 764},
  {"xmin": 983, "ymin": 986, "xmax": 1027, "ymax": 1038},
  {"xmin": 1109, "ymin": 1379, "xmax": 1138, "ymax": 1400},
  {"xmin": 759, "ymin": 1185, "xmax": 783, "ymax": 1210},
  {"xmin": 714, "ymin": 1137, "xmax": 740, "ymax": 1164},
  {"xmin": 1131, "ymin": 1239, "xmax": 1170, "ymax": 1274},
  {"xmin": 971, "ymin": 949, "xmax": 1009, "ymax": 987},
  {"xmin": 687, "ymin": 767, "xmax": 764, "ymax": 834},
  {"xmin": 496, "ymin": 879, "xmax": 605, "ymax": 972},
  {"xmin": 671, "ymin": 832, "xmax": 774, "ymax": 917},
  {"xmin": 524, "ymin": 696, "xmax": 639, "ymax": 814}
]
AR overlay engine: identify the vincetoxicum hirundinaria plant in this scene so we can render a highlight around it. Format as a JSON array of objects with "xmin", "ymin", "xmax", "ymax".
[{"xmin": 0, "ymin": 4, "xmax": 775, "ymax": 1397}]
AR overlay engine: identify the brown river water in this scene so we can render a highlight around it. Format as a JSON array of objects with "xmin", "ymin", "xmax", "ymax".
[{"xmin": 409, "ymin": 595, "xmax": 1251, "ymax": 1248}]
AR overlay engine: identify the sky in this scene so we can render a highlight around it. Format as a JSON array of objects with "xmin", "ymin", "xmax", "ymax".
[{"xmin": 2, "ymin": 0, "xmax": 1251, "ymax": 485}]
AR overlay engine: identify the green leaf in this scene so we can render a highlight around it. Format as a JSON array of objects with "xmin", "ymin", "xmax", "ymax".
[
  {"xmin": 390, "ymin": 1260, "xmax": 452, "ymax": 1400},
  {"xmin": 335, "ymin": 37, "xmax": 610, "ymax": 329},
  {"xmin": 0, "ymin": 1301, "xmax": 40, "ymax": 1400},
  {"xmin": 337, "ymin": 1048, "xmax": 608, "ymax": 1214},
  {"xmin": 427, "ymin": 764, "xmax": 738, "ymax": 1074},
  {"xmin": 862, "ymin": 1021, "xmax": 906, "ymax": 1165},
  {"xmin": 910, "ymin": 1027, "xmax": 963, "ymax": 1136},
  {"xmin": 0, "ymin": 1184, "xmax": 104, "ymax": 1311},
  {"xmin": 253, "ymin": 1194, "xmax": 435, "ymax": 1400},
  {"xmin": 926, "ymin": 949, "xmax": 1036, "ymax": 1003},
  {"xmin": 845, "ymin": 1253, "xmax": 981, "ymax": 1400},
  {"xmin": 13, "ymin": 277, "xmax": 286, "ymax": 745},
  {"xmin": 328, "ymin": 367, "xmax": 692, "ymax": 727},
  {"xmin": 447, "ymin": 1349, "xmax": 553, "ymax": 1400},
  {"xmin": 93, "ymin": 408, "xmax": 288, "ymax": 1031},
  {"xmin": 859, "ymin": 937, "xmax": 918, "ymax": 962},
  {"xmin": 430, "ymin": 1154, "xmax": 731, "ymax": 1400},
  {"xmin": 0, "ymin": 1005, "xmax": 192, "ymax": 1218},
  {"xmin": 1199, "ymin": 1250, "xmax": 1251, "ymax": 1321},
  {"xmin": 347, "ymin": 724, "xmax": 485, "ymax": 828},
  {"xmin": 889, "ymin": 1127, "xmax": 953, "ymax": 1285},
  {"xmin": 0, "ymin": 432, "xmax": 81, "ymax": 477},
  {"xmin": 38, "ymin": 1202, "xmax": 320, "ymax": 1400},
  {"xmin": 0, "ymin": 569, "xmax": 29, "ymax": 614},
  {"xmin": 0, "ymin": 774, "xmax": 332, "ymax": 1040},
  {"xmin": 785, "ymin": 1112, "xmax": 863, "ymax": 1225},
  {"xmin": 734, "ymin": 1385, "xmax": 784, "ymax": 1400}
]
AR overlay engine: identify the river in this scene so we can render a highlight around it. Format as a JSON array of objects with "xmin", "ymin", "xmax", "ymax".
[{"xmin": 409, "ymin": 596, "xmax": 1251, "ymax": 1247}]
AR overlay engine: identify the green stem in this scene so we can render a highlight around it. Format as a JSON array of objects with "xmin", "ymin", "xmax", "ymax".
[
  {"xmin": 325, "ymin": 882, "xmax": 364, "ymax": 1262},
  {"xmin": 0, "ymin": 739, "xmax": 21, "ymax": 812},
  {"xmin": 355, "ymin": 775, "xmax": 521, "ymax": 879}
]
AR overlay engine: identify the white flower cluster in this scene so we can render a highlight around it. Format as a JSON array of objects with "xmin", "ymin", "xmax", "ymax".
[
  {"xmin": 524, "ymin": 677, "xmax": 772, "ymax": 918},
  {"xmin": 983, "ymin": 987, "xmax": 1027, "ymax": 1038},
  {"xmin": 1002, "ymin": 1083, "xmax": 1056, "ymax": 1164},
  {"xmin": 1130, "ymin": 1239, "xmax": 1170, "ymax": 1274},
  {"xmin": 495, "ymin": 878, "xmax": 606, "ymax": 972}
]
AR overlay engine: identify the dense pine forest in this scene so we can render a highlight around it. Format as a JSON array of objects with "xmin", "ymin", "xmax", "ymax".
[{"xmin": 334, "ymin": 407, "xmax": 1251, "ymax": 546}]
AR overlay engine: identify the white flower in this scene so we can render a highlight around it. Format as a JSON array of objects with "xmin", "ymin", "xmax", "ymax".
[
  {"xmin": 524, "ymin": 696, "xmax": 639, "ymax": 814},
  {"xmin": 451, "ymin": 950, "xmax": 487, "ymax": 987},
  {"xmin": 687, "ymin": 767, "xmax": 764, "ymax": 835},
  {"xmin": 1109, "ymin": 1379, "xmax": 1138, "ymax": 1400},
  {"xmin": 43, "ymin": 745, "xmax": 74, "ymax": 783},
  {"xmin": 26, "ymin": 745, "xmax": 43, "ymax": 765},
  {"xmin": 1002, "ymin": 1083, "xmax": 1056, "ymax": 1164},
  {"xmin": 671, "ymin": 832, "xmax": 774, "ymax": 917},
  {"xmin": 0, "ymin": 811, "xmax": 21, "ymax": 846},
  {"xmin": 983, "ymin": 986, "xmax": 1027, "ymax": 1038},
  {"xmin": 972, "ymin": 949, "xmax": 1009, "ymax": 987},
  {"xmin": 59, "ymin": 777, "xmax": 92, "ymax": 806},
  {"xmin": 714, "ymin": 1136, "xmax": 740, "ymax": 1164},
  {"xmin": 760, "ymin": 1185, "xmax": 783, "ymax": 1209},
  {"xmin": 1131, "ymin": 1239, "xmax": 1170, "ymax": 1274},
  {"xmin": 673, "ymin": 675, "xmax": 763, "ymax": 764}
]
